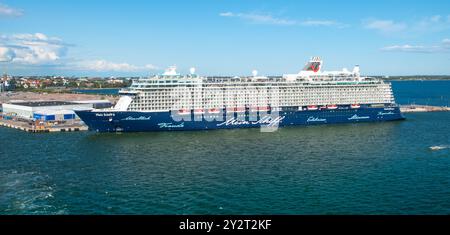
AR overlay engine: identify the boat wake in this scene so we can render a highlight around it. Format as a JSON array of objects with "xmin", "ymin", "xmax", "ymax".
[{"xmin": 0, "ymin": 170, "xmax": 65, "ymax": 214}]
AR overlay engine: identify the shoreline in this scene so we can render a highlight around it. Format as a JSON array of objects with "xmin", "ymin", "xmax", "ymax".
[{"xmin": 400, "ymin": 105, "xmax": 450, "ymax": 113}]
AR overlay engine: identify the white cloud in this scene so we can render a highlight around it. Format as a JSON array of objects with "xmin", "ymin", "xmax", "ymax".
[
  {"xmin": 219, "ymin": 12, "xmax": 296, "ymax": 25},
  {"xmin": 381, "ymin": 45, "xmax": 431, "ymax": 53},
  {"xmin": 145, "ymin": 64, "xmax": 159, "ymax": 70},
  {"xmin": 1, "ymin": 33, "xmax": 159, "ymax": 73},
  {"xmin": 364, "ymin": 15, "xmax": 450, "ymax": 35},
  {"xmin": 0, "ymin": 33, "xmax": 68, "ymax": 65},
  {"xmin": 363, "ymin": 19, "xmax": 407, "ymax": 33},
  {"xmin": 219, "ymin": 12, "xmax": 344, "ymax": 27},
  {"xmin": 78, "ymin": 60, "xmax": 139, "ymax": 72},
  {"xmin": 381, "ymin": 39, "xmax": 450, "ymax": 53},
  {"xmin": 0, "ymin": 46, "xmax": 15, "ymax": 62},
  {"xmin": 299, "ymin": 20, "xmax": 348, "ymax": 28},
  {"xmin": 0, "ymin": 3, "xmax": 23, "ymax": 16},
  {"xmin": 72, "ymin": 60, "xmax": 159, "ymax": 72},
  {"xmin": 219, "ymin": 12, "xmax": 234, "ymax": 17},
  {"xmin": 413, "ymin": 15, "xmax": 450, "ymax": 32}
]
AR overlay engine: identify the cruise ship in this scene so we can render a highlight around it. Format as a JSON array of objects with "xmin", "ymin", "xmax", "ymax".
[{"xmin": 74, "ymin": 57, "xmax": 405, "ymax": 132}]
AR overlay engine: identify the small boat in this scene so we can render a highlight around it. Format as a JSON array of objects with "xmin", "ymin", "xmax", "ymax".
[
  {"xmin": 193, "ymin": 109, "xmax": 205, "ymax": 114},
  {"xmin": 350, "ymin": 104, "xmax": 360, "ymax": 109},
  {"xmin": 429, "ymin": 146, "xmax": 447, "ymax": 151},
  {"xmin": 178, "ymin": 109, "xmax": 190, "ymax": 115},
  {"xmin": 208, "ymin": 108, "xmax": 220, "ymax": 114},
  {"xmin": 327, "ymin": 104, "xmax": 338, "ymax": 110},
  {"xmin": 307, "ymin": 105, "xmax": 318, "ymax": 111}
]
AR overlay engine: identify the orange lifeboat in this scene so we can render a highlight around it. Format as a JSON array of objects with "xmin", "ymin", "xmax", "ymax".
[
  {"xmin": 327, "ymin": 104, "xmax": 338, "ymax": 110},
  {"xmin": 307, "ymin": 105, "xmax": 318, "ymax": 111},
  {"xmin": 178, "ymin": 109, "xmax": 190, "ymax": 115},
  {"xmin": 236, "ymin": 107, "xmax": 245, "ymax": 113},
  {"xmin": 228, "ymin": 107, "xmax": 245, "ymax": 113},
  {"xmin": 257, "ymin": 106, "xmax": 271, "ymax": 112},
  {"xmin": 208, "ymin": 108, "xmax": 220, "ymax": 114}
]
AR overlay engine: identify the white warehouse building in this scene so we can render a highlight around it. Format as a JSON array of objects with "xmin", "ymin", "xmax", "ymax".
[{"xmin": 2, "ymin": 101, "xmax": 94, "ymax": 120}]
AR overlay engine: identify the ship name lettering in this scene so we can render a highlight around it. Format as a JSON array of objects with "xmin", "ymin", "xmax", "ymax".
[
  {"xmin": 307, "ymin": 116, "xmax": 326, "ymax": 122},
  {"xmin": 158, "ymin": 123, "xmax": 184, "ymax": 128},
  {"xmin": 95, "ymin": 113, "xmax": 115, "ymax": 117},
  {"xmin": 348, "ymin": 114, "xmax": 370, "ymax": 120},
  {"xmin": 378, "ymin": 111, "xmax": 395, "ymax": 116},
  {"xmin": 122, "ymin": 116, "xmax": 151, "ymax": 121}
]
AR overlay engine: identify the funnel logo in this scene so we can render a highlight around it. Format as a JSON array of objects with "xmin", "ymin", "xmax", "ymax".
[
  {"xmin": 304, "ymin": 61, "xmax": 321, "ymax": 73},
  {"xmin": 310, "ymin": 64, "xmax": 320, "ymax": 72}
]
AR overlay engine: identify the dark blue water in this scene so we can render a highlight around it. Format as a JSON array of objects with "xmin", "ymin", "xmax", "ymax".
[
  {"xmin": 1, "ymin": 81, "xmax": 450, "ymax": 215},
  {"xmin": 392, "ymin": 80, "xmax": 450, "ymax": 106}
]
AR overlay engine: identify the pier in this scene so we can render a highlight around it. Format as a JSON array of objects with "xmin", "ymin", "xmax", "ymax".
[
  {"xmin": 400, "ymin": 105, "xmax": 450, "ymax": 113},
  {"xmin": 0, "ymin": 119, "xmax": 88, "ymax": 133}
]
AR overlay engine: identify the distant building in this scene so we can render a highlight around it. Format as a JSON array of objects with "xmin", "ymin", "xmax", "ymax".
[
  {"xmin": 0, "ymin": 81, "xmax": 6, "ymax": 92},
  {"xmin": 1, "ymin": 73, "xmax": 11, "ymax": 92},
  {"xmin": 107, "ymin": 79, "xmax": 124, "ymax": 84}
]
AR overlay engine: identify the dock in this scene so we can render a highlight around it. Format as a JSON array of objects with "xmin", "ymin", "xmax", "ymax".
[
  {"xmin": 0, "ymin": 119, "xmax": 88, "ymax": 133},
  {"xmin": 400, "ymin": 105, "xmax": 450, "ymax": 113}
]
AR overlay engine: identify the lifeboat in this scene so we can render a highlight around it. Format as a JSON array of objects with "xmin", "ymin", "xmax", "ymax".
[
  {"xmin": 257, "ymin": 106, "xmax": 271, "ymax": 112},
  {"xmin": 250, "ymin": 106, "xmax": 270, "ymax": 112},
  {"xmin": 193, "ymin": 109, "xmax": 205, "ymax": 114},
  {"xmin": 327, "ymin": 104, "xmax": 338, "ymax": 110},
  {"xmin": 307, "ymin": 105, "xmax": 318, "ymax": 111},
  {"xmin": 178, "ymin": 109, "xmax": 190, "ymax": 115},
  {"xmin": 208, "ymin": 108, "xmax": 220, "ymax": 114},
  {"xmin": 235, "ymin": 107, "xmax": 245, "ymax": 113},
  {"xmin": 350, "ymin": 104, "xmax": 360, "ymax": 109},
  {"xmin": 228, "ymin": 107, "xmax": 245, "ymax": 113}
]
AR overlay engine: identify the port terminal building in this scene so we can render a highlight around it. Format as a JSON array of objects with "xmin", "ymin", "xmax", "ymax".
[{"xmin": 1, "ymin": 100, "xmax": 111, "ymax": 121}]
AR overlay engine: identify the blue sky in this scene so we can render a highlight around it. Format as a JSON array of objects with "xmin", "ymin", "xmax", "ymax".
[{"xmin": 0, "ymin": 0, "xmax": 449, "ymax": 76}]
